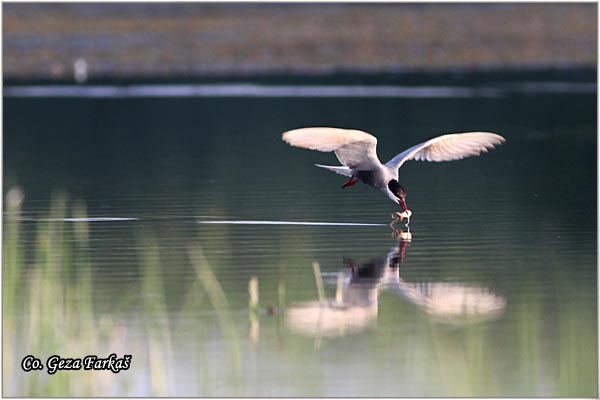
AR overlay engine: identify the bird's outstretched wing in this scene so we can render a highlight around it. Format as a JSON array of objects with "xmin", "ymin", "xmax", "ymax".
[
  {"xmin": 282, "ymin": 127, "xmax": 380, "ymax": 169},
  {"xmin": 385, "ymin": 132, "xmax": 505, "ymax": 170}
]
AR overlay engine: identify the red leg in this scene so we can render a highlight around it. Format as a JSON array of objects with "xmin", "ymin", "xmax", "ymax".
[{"xmin": 342, "ymin": 176, "xmax": 359, "ymax": 189}]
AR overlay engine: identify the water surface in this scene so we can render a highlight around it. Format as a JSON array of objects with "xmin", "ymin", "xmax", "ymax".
[{"xmin": 3, "ymin": 76, "xmax": 597, "ymax": 396}]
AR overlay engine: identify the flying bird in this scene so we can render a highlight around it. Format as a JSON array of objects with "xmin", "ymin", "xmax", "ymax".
[{"xmin": 282, "ymin": 127, "xmax": 505, "ymax": 214}]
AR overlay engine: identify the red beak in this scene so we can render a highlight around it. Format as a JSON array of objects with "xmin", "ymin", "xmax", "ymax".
[{"xmin": 398, "ymin": 198, "xmax": 408, "ymax": 212}]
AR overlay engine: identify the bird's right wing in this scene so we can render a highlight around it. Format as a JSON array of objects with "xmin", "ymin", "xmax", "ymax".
[
  {"xmin": 385, "ymin": 132, "xmax": 506, "ymax": 170},
  {"xmin": 282, "ymin": 127, "xmax": 380, "ymax": 169}
]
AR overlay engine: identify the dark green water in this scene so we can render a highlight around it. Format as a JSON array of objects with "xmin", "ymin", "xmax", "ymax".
[{"xmin": 3, "ymin": 78, "xmax": 597, "ymax": 396}]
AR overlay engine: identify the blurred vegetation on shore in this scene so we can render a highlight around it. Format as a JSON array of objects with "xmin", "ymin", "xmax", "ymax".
[
  {"xmin": 3, "ymin": 3, "xmax": 596, "ymax": 81},
  {"xmin": 3, "ymin": 190, "xmax": 248, "ymax": 396}
]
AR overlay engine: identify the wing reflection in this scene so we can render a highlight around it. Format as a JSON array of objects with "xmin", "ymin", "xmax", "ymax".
[
  {"xmin": 285, "ymin": 228, "xmax": 506, "ymax": 337},
  {"xmin": 395, "ymin": 282, "xmax": 506, "ymax": 325}
]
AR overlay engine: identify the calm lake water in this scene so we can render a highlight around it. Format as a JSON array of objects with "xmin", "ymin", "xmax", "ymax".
[{"xmin": 3, "ymin": 74, "xmax": 597, "ymax": 396}]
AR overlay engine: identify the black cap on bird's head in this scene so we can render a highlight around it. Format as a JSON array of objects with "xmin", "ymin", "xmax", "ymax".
[{"xmin": 388, "ymin": 179, "xmax": 408, "ymax": 211}]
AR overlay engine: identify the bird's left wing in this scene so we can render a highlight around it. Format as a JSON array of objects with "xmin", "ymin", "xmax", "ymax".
[
  {"xmin": 385, "ymin": 132, "xmax": 505, "ymax": 170},
  {"xmin": 282, "ymin": 127, "xmax": 381, "ymax": 169}
]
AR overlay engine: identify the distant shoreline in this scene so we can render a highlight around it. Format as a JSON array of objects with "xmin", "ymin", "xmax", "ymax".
[
  {"xmin": 4, "ymin": 3, "xmax": 596, "ymax": 82},
  {"xmin": 4, "ymin": 66, "xmax": 596, "ymax": 88}
]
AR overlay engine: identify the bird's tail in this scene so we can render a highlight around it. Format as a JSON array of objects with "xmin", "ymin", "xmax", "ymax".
[{"xmin": 315, "ymin": 164, "xmax": 353, "ymax": 177}]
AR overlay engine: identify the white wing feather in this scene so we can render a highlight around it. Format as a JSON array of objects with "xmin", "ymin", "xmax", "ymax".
[
  {"xmin": 385, "ymin": 132, "xmax": 505, "ymax": 170},
  {"xmin": 282, "ymin": 127, "xmax": 381, "ymax": 169},
  {"xmin": 314, "ymin": 164, "xmax": 353, "ymax": 177}
]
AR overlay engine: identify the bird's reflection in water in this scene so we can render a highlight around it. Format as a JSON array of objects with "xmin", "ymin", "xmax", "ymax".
[{"xmin": 285, "ymin": 228, "xmax": 506, "ymax": 338}]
